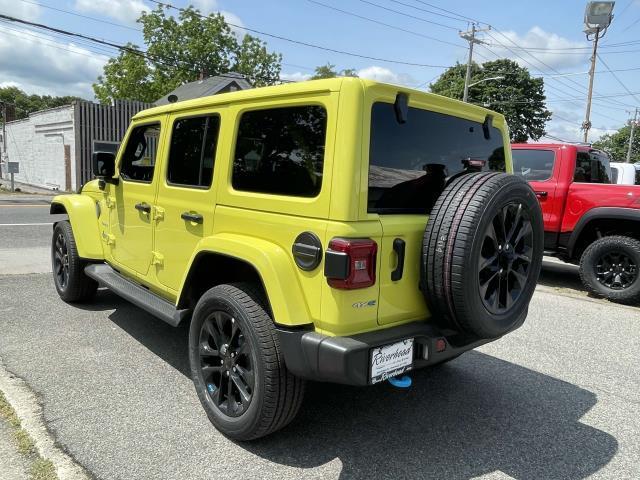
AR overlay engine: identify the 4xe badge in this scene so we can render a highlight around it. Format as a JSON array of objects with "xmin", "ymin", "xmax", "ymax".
[{"xmin": 352, "ymin": 300, "xmax": 376, "ymax": 309}]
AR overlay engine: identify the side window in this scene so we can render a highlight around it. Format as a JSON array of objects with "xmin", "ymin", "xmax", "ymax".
[
  {"xmin": 511, "ymin": 149, "xmax": 555, "ymax": 181},
  {"xmin": 120, "ymin": 123, "xmax": 161, "ymax": 183},
  {"xmin": 167, "ymin": 115, "xmax": 220, "ymax": 187},
  {"xmin": 232, "ymin": 105, "xmax": 327, "ymax": 197},
  {"xmin": 574, "ymin": 151, "xmax": 612, "ymax": 183}
]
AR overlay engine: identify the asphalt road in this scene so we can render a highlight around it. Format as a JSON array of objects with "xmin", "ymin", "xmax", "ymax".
[
  {"xmin": 0, "ymin": 195, "xmax": 639, "ymax": 479},
  {"xmin": 0, "ymin": 196, "xmax": 66, "ymax": 273}
]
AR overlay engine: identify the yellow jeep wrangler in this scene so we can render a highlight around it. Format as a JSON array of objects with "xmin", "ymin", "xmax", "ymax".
[{"xmin": 50, "ymin": 78, "xmax": 543, "ymax": 440}]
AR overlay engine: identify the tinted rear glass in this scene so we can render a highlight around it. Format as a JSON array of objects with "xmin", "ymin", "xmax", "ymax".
[
  {"xmin": 232, "ymin": 105, "xmax": 327, "ymax": 197},
  {"xmin": 574, "ymin": 150, "xmax": 611, "ymax": 183},
  {"xmin": 512, "ymin": 149, "xmax": 555, "ymax": 181},
  {"xmin": 368, "ymin": 102, "xmax": 505, "ymax": 214}
]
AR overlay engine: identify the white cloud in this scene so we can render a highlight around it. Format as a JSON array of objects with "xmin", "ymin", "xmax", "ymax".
[
  {"xmin": 0, "ymin": 0, "xmax": 40, "ymax": 21},
  {"xmin": 488, "ymin": 27, "xmax": 589, "ymax": 70},
  {"xmin": 280, "ymin": 72, "xmax": 312, "ymax": 82},
  {"xmin": 0, "ymin": 28, "xmax": 107, "ymax": 99},
  {"xmin": 74, "ymin": 0, "xmax": 150, "ymax": 25},
  {"xmin": 192, "ymin": 0, "xmax": 218, "ymax": 12},
  {"xmin": 357, "ymin": 66, "xmax": 417, "ymax": 87}
]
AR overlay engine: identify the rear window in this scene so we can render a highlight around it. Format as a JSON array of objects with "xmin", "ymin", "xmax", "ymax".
[
  {"xmin": 368, "ymin": 102, "xmax": 505, "ymax": 214},
  {"xmin": 512, "ymin": 149, "xmax": 555, "ymax": 181},
  {"xmin": 611, "ymin": 166, "xmax": 619, "ymax": 184},
  {"xmin": 574, "ymin": 150, "xmax": 611, "ymax": 183},
  {"xmin": 232, "ymin": 105, "xmax": 327, "ymax": 197}
]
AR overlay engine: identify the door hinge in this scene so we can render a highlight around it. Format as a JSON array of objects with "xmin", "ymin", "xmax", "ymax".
[
  {"xmin": 101, "ymin": 232, "xmax": 115, "ymax": 245},
  {"xmin": 154, "ymin": 205, "xmax": 165, "ymax": 221},
  {"xmin": 151, "ymin": 251, "xmax": 164, "ymax": 266},
  {"xmin": 105, "ymin": 196, "xmax": 116, "ymax": 209}
]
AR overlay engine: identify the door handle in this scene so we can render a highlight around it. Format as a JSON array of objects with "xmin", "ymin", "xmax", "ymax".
[
  {"xmin": 134, "ymin": 202, "xmax": 151, "ymax": 213},
  {"xmin": 391, "ymin": 238, "xmax": 406, "ymax": 281},
  {"xmin": 181, "ymin": 212, "xmax": 203, "ymax": 224},
  {"xmin": 534, "ymin": 191, "xmax": 548, "ymax": 199}
]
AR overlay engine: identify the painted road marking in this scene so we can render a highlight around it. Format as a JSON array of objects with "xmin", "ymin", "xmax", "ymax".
[
  {"xmin": 0, "ymin": 223, "xmax": 53, "ymax": 226},
  {"xmin": 0, "ymin": 204, "xmax": 50, "ymax": 207}
]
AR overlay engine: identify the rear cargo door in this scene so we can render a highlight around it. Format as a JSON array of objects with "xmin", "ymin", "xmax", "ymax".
[
  {"xmin": 367, "ymin": 100, "xmax": 507, "ymax": 326},
  {"xmin": 376, "ymin": 215, "xmax": 428, "ymax": 325}
]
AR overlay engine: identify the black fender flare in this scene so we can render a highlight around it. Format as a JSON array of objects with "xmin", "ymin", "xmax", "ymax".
[{"xmin": 567, "ymin": 207, "xmax": 640, "ymax": 258}]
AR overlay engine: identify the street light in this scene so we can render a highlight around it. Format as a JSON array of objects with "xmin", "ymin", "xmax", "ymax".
[
  {"xmin": 467, "ymin": 76, "xmax": 505, "ymax": 89},
  {"xmin": 582, "ymin": 1, "xmax": 615, "ymax": 142}
]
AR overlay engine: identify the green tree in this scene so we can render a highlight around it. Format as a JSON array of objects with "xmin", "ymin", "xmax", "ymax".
[
  {"xmin": 93, "ymin": 5, "xmax": 282, "ymax": 104},
  {"xmin": 593, "ymin": 124, "xmax": 640, "ymax": 163},
  {"xmin": 0, "ymin": 86, "xmax": 81, "ymax": 121},
  {"xmin": 310, "ymin": 63, "xmax": 358, "ymax": 80},
  {"xmin": 430, "ymin": 59, "xmax": 551, "ymax": 142}
]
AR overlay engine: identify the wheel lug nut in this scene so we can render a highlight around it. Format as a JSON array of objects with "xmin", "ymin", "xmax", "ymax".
[{"xmin": 220, "ymin": 360, "xmax": 223, "ymax": 365}]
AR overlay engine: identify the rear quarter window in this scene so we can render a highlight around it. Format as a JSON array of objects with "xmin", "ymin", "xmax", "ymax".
[
  {"xmin": 512, "ymin": 149, "xmax": 555, "ymax": 181},
  {"xmin": 368, "ymin": 102, "xmax": 505, "ymax": 214},
  {"xmin": 232, "ymin": 105, "xmax": 327, "ymax": 197},
  {"xmin": 574, "ymin": 151, "xmax": 612, "ymax": 184}
]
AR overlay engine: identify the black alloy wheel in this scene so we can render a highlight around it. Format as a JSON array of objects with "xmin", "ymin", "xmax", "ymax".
[
  {"xmin": 53, "ymin": 231, "xmax": 70, "ymax": 290},
  {"xmin": 198, "ymin": 310, "xmax": 255, "ymax": 418},
  {"xmin": 478, "ymin": 202, "xmax": 534, "ymax": 314},
  {"xmin": 595, "ymin": 251, "xmax": 638, "ymax": 290}
]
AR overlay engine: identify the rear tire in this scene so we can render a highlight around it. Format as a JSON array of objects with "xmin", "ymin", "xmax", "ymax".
[
  {"xmin": 579, "ymin": 235, "xmax": 640, "ymax": 304},
  {"xmin": 51, "ymin": 221, "xmax": 97, "ymax": 303},
  {"xmin": 422, "ymin": 173, "xmax": 543, "ymax": 339},
  {"xmin": 188, "ymin": 283, "xmax": 305, "ymax": 440}
]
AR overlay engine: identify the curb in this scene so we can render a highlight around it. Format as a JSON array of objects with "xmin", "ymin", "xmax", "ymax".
[{"xmin": 0, "ymin": 362, "xmax": 90, "ymax": 480}]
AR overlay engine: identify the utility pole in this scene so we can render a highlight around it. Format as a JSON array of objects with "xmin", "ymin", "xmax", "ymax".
[
  {"xmin": 627, "ymin": 107, "xmax": 638, "ymax": 163},
  {"xmin": 460, "ymin": 24, "xmax": 490, "ymax": 103},
  {"xmin": 582, "ymin": 27, "xmax": 600, "ymax": 143},
  {"xmin": 0, "ymin": 101, "xmax": 5, "ymax": 180}
]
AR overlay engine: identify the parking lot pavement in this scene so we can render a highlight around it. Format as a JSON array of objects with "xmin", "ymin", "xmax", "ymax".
[{"xmin": 0, "ymin": 270, "xmax": 638, "ymax": 480}]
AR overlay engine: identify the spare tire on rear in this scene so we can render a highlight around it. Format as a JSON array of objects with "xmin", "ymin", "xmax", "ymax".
[{"xmin": 422, "ymin": 172, "xmax": 543, "ymax": 339}]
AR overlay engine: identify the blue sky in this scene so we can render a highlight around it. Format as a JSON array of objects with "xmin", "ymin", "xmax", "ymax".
[{"xmin": 1, "ymin": 0, "xmax": 639, "ymax": 144}]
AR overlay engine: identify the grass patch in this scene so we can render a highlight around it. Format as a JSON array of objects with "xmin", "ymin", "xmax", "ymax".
[
  {"xmin": 30, "ymin": 459, "xmax": 58, "ymax": 480},
  {"xmin": 0, "ymin": 391, "xmax": 59, "ymax": 480}
]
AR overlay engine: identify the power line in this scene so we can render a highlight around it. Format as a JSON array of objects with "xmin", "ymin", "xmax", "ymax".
[
  {"xmin": 0, "ymin": 14, "xmax": 293, "ymax": 85},
  {"xmin": 408, "ymin": 0, "xmax": 486, "ymax": 24},
  {"xmin": 355, "ymin": 0, "xmax": 460, "ymax": 30},
  {"xmin": 144, "ymin": 0, "xmax": 449, "ymax": 68},
  {"xmin": 17, "ymin": 0, "xmax": 140, "ymax": 31},
  {"xmin": 305, "ymin": 0, "xmax": 464, "ymax": 47},
  {"xmin": 486, "ymin": 28, "xmax": 635, "ymax": 109},
  {"xmin": 597, "ymin": 53, "xmax": 640, "ymax": 105}
]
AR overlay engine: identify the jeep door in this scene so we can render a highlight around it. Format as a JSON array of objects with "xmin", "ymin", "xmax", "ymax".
[
  {"xmin": 153, "ymin": 110, "xmax": 224, "ymax": 293},
  {"xmin": 110, "ymin": 119, "xmax": 166, "ymax": 276}
]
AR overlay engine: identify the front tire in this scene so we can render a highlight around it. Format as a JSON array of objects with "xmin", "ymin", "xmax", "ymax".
[
  {"xmin": 188, "ymin": 283, "xmax": 305, "ymax": 440},
  {"xmin": 579, "ymin": 235, "xmax": 640, "ymax": 304},
  {"xmin": 51, "ymin": 221, "xmax": 97, "ymax": 302}
]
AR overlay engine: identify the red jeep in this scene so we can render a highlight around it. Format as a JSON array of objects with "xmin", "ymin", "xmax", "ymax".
[{"xmin": 512, "ymin": 143, "xmax": 640, "ymax": 303}]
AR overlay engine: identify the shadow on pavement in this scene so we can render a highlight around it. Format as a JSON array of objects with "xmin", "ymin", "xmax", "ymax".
[
  {"xmin": 538, "ymin": 260, "xmax": 584, "ymax": 292},
  {"xmin": 87, "ymin": 290, "xmax": 619, "ymax": 480}
]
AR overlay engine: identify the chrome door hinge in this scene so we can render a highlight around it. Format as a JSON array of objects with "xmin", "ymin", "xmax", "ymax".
[
  {"xmin": 151, "ymin": 251, "xmax": 164, "ymax": 266},
  {"xmin": 106, "ymin": 197, "xmax": 116, "ymax": 209},
  {"xmin": 154, "ymin": 205, "xmax": 165, "ymax": 221}
]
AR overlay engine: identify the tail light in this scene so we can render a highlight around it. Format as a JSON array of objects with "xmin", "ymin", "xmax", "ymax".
[{"xmin": 324, "ymin": 238, "xmax": 377, "ymax": 289}]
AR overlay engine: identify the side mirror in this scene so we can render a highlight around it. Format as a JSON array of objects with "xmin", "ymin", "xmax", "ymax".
[{"xmin": 92, "ymin": 151, "xmax": 117, "ymax": 183}]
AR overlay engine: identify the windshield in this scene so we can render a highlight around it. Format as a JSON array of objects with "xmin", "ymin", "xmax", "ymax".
[{"xmin": 368, "ymin": 102, "xmax": 506, "ymax": 214}]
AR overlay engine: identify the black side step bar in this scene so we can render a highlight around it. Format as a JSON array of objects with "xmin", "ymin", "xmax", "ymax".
[{"xmin": 84, "ymin": 264, "xmax": 190, "ymax": 327}]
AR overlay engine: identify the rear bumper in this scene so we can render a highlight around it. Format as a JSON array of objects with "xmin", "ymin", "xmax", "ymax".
[{"xmin": 276, "ymin": 321, "xmax": 490, "ymax": 386}]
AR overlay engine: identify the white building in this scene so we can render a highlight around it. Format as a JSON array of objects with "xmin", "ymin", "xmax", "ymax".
[{"xmin": 3, "ymin": 105, "xmax": 76, "ymax": 191}]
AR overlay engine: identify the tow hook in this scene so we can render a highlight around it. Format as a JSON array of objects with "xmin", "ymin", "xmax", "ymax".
[{"xmin": 388, "ymin": 375, "xmax": 412, "ymax": 388}]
